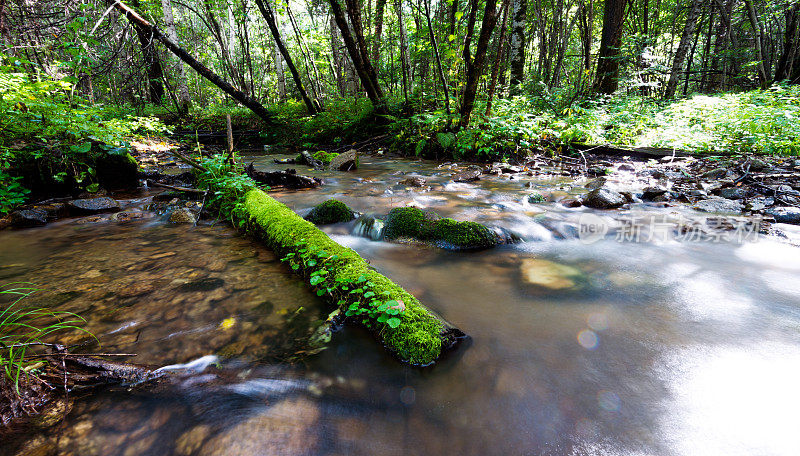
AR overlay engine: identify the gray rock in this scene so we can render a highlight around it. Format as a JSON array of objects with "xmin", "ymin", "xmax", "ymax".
[
  {"xmin": 68, "ymin": 197, "xmax": 120, "ymax": 214},
  {"xmin": 329, "ymin": 149, "xmax": 358, "ymax": 171},
  {"xmin": 10, "ymin": 209, "xmax": 48, "ymax": 227},
  {"xmin": 702, "ymin": 167, "xmax": 729, "ymax": 179},
  {"xmin": 749, "ymin": 159, "xmax": 768, "ymax": 171},
  {"xmin": 692, "ymin": 198, "xmax": 744, "ymax": 214},
  {"xmin": 719, "ymin": 187, "xmax": 747, "ymax": 200},
  {"xmin": 642, "ymin": 186, "xmax": 668, "ymax": 200},
  {"xmin": 168, "ymin": 208, "xmax": 197, "ymax": 224},
  {"xmin": 765, "ymin": 206, "xmax": 800, "ymax": 225},
  {"xmin": 399, "ymin": 177, "xmax": 426, "ymax": 187},
  {"xmin": 584, "ymin": 177, "xmax": 608, "ymax": 191},
  {"xmin": 618, "ymin": 163, "xmax": 635, "ymax": 172},
  {"xmin": 452, "ymin": 169, "xmax": 481, "ymax": 182},
  {"xmin": 583, "ymin": 188, "xmax": 627, "ymax": 209},
  {"xmin": 745, "ymin": 196, "xmax": 774, "ymax": 211}
]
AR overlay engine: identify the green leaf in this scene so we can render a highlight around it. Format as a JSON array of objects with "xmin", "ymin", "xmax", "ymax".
[{"xmin": 387, "ymin": 317, "xmax": 401, "ymax": 328}]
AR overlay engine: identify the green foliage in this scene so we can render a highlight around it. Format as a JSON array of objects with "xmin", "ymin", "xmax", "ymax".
[
  {"xmin": 0, "ymin": 283, "xmax": 94, "ymax": 393},
  {"xmin": 304, "ymin": 199, "xmax": 355, "ymax": 225},
  {"xmin": 195, "ymin": 155, "xmax": 261, "ymax": 226}
]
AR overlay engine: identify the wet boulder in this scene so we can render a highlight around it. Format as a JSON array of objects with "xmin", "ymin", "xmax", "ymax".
[
  {"xmin": 560, "ymin": 198, "xmax": 582, "ymax": 208},
  {"xmin": 68, "ymin": 197, "xmax": 120, "ymax": 215},
  {"xmin": 765, "ymin": 206, "xmax": 800, "ymax": 225},
  {"xmin": 168, "ymin": 208, "xmax": 197, "ymax": 224},
  {"xmin": 701, "ymin": 167, "xmax": 729, "ymax": 179},
  {"xmin": 329, "ymin": 149, "xmax": 358, "ymax": 171},
  {"xmin": 451, "ymin": 169, "xmax": 481, "ymax": 182},
  {"xmin": 692, "ymin": 197, "xmax": 743, "ymax": 214},
  {"xmin": 399, "ymin": 176, "xmax": 427, "ymax": 187},
  {"xmin": 583, "ymin": 188, "xmax": 626, "ymax": 209},
  {"xmin": 9, "ymin": 208, "xmax": 49, "ymax": 227},
  {"xmin": 584, "ymin": 177, "xmax": 609, "ymax": 191},
  {"xmin": 420, "ymin": 218, "xmax": 499, "ymax": 250},
  {"xmin": 383, "ymin": 207, "xmax": 429, "ymax": 239},
  {"xmin": 642, "ymin": 186, "xmax": 668, "ymax": 201},
  {"xmin": 96, "ymin": 151, "xmax": 139, "ymax": 190},
  {"xmin": 304, "ymin": 199, "xmax": 355, "ymax": 225},
  {"xmin": 719, "ymin": 187, "xmax": 747, "ymax": 200}
]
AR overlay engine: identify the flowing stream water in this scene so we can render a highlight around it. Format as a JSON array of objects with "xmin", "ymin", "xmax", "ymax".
[{"xmin": 3, "ymin": 153, "xmax": 800, "ymax": 455}]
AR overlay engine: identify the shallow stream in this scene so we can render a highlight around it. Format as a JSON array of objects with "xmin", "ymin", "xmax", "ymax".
[{"xmin": 3, "ymin": 154, "xmax": 800, "ymax": 455}]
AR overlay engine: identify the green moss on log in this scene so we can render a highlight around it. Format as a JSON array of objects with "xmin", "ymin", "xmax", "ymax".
[{"xmin": 304, "ymin": 199, "xmax": 355, "ymax": 225}]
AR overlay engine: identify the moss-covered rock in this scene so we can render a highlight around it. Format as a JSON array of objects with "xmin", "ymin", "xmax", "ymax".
[
  {"xmin": 422, "ymin": 218, "xmax": 499, "ymax": 250},
  {"xmin": 96, "ymin": 152, "xmax": 139, "ymax": 189},
  {"xmin": 304, "ymin": 199, "xmax": 356, "ymax": 225},
  {"xmin": 312, "ymin": 150, "xmax": 339, "ymax": 165},
  {"xmin": 383, "ymin": 207, "xmax": 428, "ymax": 239}
]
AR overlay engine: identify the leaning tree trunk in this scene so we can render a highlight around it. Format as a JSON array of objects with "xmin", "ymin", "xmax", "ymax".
[
  {"xmin": 592, "ymin": 0, "xmax": 626, "ymax": 94},
  {"xmin": 328, "ymin": 0, "xmax": 386, "ymax": 112},
  {"xmin": 664, "ymin": 0, "xmax": 702, "ymax": 99},
  {"xmin": 161, "ymin": 0, "xmax": 190, "ymax": 114},
  {"xmin": 109, "ymin": 0, "xmax": 273, "ymax": 123},
  {"xmin": 508, "ymin": 0, "xmax": 526, "ymax": 92},
  {"xmin": 460, "ymin": 0, "xmax": 498, "ymax": 128},
  {"xmin": 254, "ymin": 0, "xmax": 319, "ymax": 114}
]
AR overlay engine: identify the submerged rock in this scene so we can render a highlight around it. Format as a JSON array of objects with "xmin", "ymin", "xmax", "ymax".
[
  {"xmin": 168, "ymin": 208, "xmax": 197, "ymax": 224},
  {"xmin": 304, "ymin": 199, "xmax": 355, "ymax": 225},
  {"xmin": 765, "ymin": 206, "xmax": 800, "ymax": 225},
  {"xmin": 67, "ymin": 197, "xmax": 120, "ymax": 214},
  {"xmin": 692, "ymin": 197, "xmax": 743, "ymax": 214},
  {"xmin": 329, "ymin": 149, "xmax": 358, "ymax": 171},
  {"xmin": 583, "ymin": 188, "xmax": 626, "ymax": 209},
  {"xmin": 520, "ymin": 259, "xmax": 586, "ymax": 291}
]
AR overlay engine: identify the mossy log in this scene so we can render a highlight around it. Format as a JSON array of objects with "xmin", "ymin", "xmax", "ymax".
[{"xmin": 217, "ymin": 187, "xmax": 465, "ymax": 365}]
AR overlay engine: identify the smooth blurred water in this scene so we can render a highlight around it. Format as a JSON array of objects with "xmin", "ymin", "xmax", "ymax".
[{"xmin": 4, "ymin": 156, "xmax": 800, "ymax": 456}]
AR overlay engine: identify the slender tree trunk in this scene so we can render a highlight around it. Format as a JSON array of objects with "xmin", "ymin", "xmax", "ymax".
[
  {"xmin": 285, "ymin": 2, "xmax": 323, "ymax": 109},
  {"xmin": 460, "ymin": 0, "xmax": 498, "ymax": 128},
  {"xmin": 486, "ymin": 0, "xmax": 510, "ymax": 115},
  {"xmin": 329, "ymin": 0, "xmax": 386, "ymax": 112},
  {"xmin": 665, "ymin": 0, "xmax": 702, "ymax": 98},
  {"xmin": 708, "ymin": 0, "xmax": 735, "ymax": 92},
  {"xmin": 254, "ymin": 0, "xmax": 318, "ymax": 113},
  {"xmin": 509, "ymin": 0, "xmax": 526, "ymax": 91},
  {"xmin": 161, "ymin": 0, "xmax": 190, "ymax": 113},
  {"xmin": 109, "ymin": 0, "xmax": 273, "ymax": 122},
  {"xmin": 423, "ymin": 0, "xmax": 451, "ymax": 115},
  {"xmin": 683, "ymin": 6, "xmax": 705, "ymax": 95},
  {"xmin": 744, "ymin": 0, "xmax": 767, "ymax": 88},
  {"xmin": 592, "ymin": 0, "xmax": 626, "ymax": 94},
  {"xmin": 130, "ymin": 0, "xmax": 164, "ymax": 104},
  {"xmin": 202, "ymin": 0, "xmax": 246, "ymax": 91},
  {"xmin": 395, "ymin": 0, "xmax": 410, "ymax": 102},
  {"xmin": 775, "ymin": 3, "xmax": 800, "ymax": 82},
  {"xmin": 372, "ymin": 0, "xmax": 387, "ymax": 63}
]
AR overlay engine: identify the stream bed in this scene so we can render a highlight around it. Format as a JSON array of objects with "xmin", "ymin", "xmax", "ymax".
[{"xmin": 3, "ymin": 154, "xmax": 800, "ymax": 455}]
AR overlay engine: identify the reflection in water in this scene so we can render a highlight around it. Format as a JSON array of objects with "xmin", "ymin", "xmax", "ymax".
[{"xmin": 3, "ymin": 156, "xmax": 800, "ymax": 455}]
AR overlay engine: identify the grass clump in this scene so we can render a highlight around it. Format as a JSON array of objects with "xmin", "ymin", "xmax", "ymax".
[{"xmin": 304, "ymin": 199, "xmax": 355, "ymax": 225}]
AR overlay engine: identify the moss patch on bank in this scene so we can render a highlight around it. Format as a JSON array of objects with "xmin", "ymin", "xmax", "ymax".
[{"xmin": 197, "ymin": 159, "xmax": 454, "ymax": 365}]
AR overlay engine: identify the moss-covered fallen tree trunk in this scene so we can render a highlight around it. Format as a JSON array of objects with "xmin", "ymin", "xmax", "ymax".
[{"xmin": 197, "ymin": 160, "xmax": 464, "ymax": 365}]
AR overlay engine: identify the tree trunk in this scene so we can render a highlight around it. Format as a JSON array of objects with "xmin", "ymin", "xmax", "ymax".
[
  {"xmin": 395, "ymin": 0, "xmax": 410, "ymax": 102},
  {"xmin": 486, "ymin": 0, "xmax": 510, "ymax": 115},
  {"xmin": 254, "ymin": 0, "xmax": 318, "ymax": 114},
  {"xmin": 592, "ymin": 0, "xmax": 626, "ymax": 94},
  {"xmin": 708, "ymin": 0, "xmax": 735, "ymax": 92},
  {"xmin": 744, "ymin": 0, "xmax": 767, "ymax": 88},
  {"xmin": 109, "ymin": 0, "xmax": 273, "ymax": 123},
  {"xmin": 285, "ymin": 2, "xmax": 323, "ymax": 109},
  {"xmin": 202, "ymin": 0, "xmax": 246, "ymax": 92},
  {"xmin": 372, "ymin": 0, "xmax": 387, "ymax": 63},
  {"xmin": 328, "ymin": 0, "xmax": 386, "ymax": 112},
  {"xmin": 509, "ymin": 0, "xmax": 526, "ymax": 91},
  {"xmin": 161, "ymin": 0, "xmax": 191, "ymax": 114},
  {"xmin": 130, "ymin": 0, "xmax": 165, "ymax": 105},
  {"xmin": 664, "ymin": 0, "xmax": 702, "ymax": 98},
  {"xmin": 423, "ymin": 0, "xmax": 451, "ymax": 115},
  {"xmin": 460, "ymin": 0, "xmax": 498, "ymax": 128},
  {"xmin": 775, "ymin": 2, "xmax": 799, "ymax": 82}
]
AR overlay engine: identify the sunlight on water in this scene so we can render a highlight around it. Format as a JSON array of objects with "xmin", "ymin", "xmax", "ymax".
[{"xmin": 661, "ymin": 344, "xmax": 800, "ymax": 456}]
